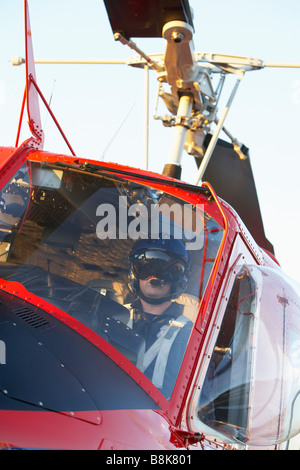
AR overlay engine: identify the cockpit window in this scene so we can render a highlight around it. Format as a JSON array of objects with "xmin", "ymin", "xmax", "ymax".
[
  {"xmin": 196, "ymin": 266, "xmax": 257, "ymax": 442},
  {"xmin": 0, "ymin": 159, "xmax": 223, "ymax": 399}
]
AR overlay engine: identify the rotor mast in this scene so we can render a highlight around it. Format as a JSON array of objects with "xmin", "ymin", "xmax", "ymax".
[
  {"xmin": 103, "ymin": 1, "xmax": 247, "ymax": 181},
  {"xmin": 102, "ymin": 0, "xmax": 300, "ymax": 183},
  {"xmin": 14, "ymin": 0, "xmax": 300, "ymax": 185},
  {"xmin": 160, "ymin": 20, "xmax": 196, "ymax": 179}
]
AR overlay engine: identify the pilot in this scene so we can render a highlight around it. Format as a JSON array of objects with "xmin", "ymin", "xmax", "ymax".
[{"xmin": 128, "ymin": 237, "xmax": 193, "ymax": 398}]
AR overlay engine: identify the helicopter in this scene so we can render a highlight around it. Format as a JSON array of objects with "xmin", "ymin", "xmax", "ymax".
[{"xmin": 0, "ymin": 0, "xmax": 300, "ymax": 451}]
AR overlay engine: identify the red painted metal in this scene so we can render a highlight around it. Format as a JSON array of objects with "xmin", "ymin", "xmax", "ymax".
[
  {"xmin": 0, "ymin": 146, "xmax": 34, "ymax": 188},
  {"xmin": 29, "ymin": 75, "xmax": 76, "ymax": 156}
]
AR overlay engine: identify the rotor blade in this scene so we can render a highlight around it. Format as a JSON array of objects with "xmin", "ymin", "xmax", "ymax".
[
  {"xmin": 199, "ymin": 135, "xmax": 274, "ymax": 255},
  {"xmin": 103, "ymin": 0, "xmax": 194, "ymax": 39}
]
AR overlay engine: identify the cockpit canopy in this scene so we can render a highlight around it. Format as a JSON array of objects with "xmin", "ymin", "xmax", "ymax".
[{"xmin": 0, "ymin": 158, "xmax": 223, "ymax": 399}]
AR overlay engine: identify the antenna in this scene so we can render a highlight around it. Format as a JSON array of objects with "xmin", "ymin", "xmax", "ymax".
[{"xmin": 101, "ymin": 102, "xmax": 135, "ymax": 160}]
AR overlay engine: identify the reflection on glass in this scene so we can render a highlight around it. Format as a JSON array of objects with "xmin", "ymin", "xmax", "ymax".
[{"xmin": 197, "ymin": 266, "xmax": 256, "ymax": 442}]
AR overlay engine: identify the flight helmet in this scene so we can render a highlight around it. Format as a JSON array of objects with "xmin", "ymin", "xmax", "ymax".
[{"xmin": 128, "ymin": 238, "xmax": 190, "ymax": 304}]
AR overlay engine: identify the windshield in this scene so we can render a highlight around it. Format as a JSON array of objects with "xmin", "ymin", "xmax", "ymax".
[{"xmin": 0, "ymin": 159, "xmax": 223, "ymax": 399}]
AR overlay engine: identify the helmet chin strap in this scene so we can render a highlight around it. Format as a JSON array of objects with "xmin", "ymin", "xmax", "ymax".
[{"xmin": 139, "ymin": 291, "xmax": 172, "ymax": 305}]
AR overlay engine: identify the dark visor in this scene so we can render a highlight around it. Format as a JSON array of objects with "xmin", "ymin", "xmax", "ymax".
[{"xmin": 132, "ymin": 249, "xmax": 186, "ymax": 282}]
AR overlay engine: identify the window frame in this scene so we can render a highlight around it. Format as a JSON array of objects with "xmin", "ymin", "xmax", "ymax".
[{"xmin": 187, "ymin": 237, "xmax": 259, "ymax": 446}]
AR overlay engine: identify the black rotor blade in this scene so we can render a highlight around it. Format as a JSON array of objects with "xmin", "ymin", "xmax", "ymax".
[
  {"xmin": 199, "ymin": 135, "xmax": 274, "ymax": 255},
  {"xmin": 103, "ymin": 0, "xmax": 194, "ymax": 39}
]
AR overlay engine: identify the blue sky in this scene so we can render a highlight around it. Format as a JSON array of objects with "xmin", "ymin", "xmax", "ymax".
[{"xmin": 1, "ymin": 0, "xmax": 300, "ymax": 285}]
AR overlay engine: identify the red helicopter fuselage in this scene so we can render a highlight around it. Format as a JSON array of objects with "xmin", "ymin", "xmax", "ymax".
[
  {"xmin": 1, "ymin": 0, "xmax": 300, "ymax": 451},
  {"xmin": 0, "ymin": 144, "xmax": 299, "ymax": 451}
]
